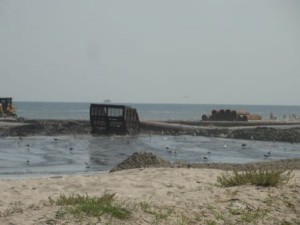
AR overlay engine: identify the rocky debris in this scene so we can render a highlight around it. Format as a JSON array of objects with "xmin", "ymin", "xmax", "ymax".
[
  {"xmin": 1, "ymin": 119, "xmax": 300, "ymax": 143},
  {"xmin": 189, "ymin": 158, "xmax": 300, "ymax": 171},
  {"xmin": 0, "ymin": 120, "xmax": 91, "ymax": 136},
  {"xmin": 6, "ymin": 122, "xmax": 45, "ymax": 136},
  {"xmin": 229, "ymin": 127, "xmax": 300, "ymax": 143},
  {"xmin": 109, "ymin": 152, "xmax": 171, "ymax": 172}
]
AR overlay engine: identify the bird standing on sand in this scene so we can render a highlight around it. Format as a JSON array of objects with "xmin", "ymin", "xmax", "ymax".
[
  {"xmin": 264, "ymin": 151, "xmax": 271, "ymax": 158},
  {"xmin": 26, "ymin": 144, "xmax": 31, "ymax": 153}
]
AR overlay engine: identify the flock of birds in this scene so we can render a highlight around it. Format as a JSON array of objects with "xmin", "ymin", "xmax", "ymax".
[
  {"xmin": 17, "ymin": 136, "xmax": 90, "ymax": 169},
  {"xmin": 14, "ymin": 132, "xmax": 275, "ymax": 171},
  {"xmin": 163, "ymin": 134, "xmax": 273, "ymax": 162}
]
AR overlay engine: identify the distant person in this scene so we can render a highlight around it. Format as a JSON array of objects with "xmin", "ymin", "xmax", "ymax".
[
  {"xmin": 270, "ymin": 112, "xmax": 274, "ymax": 120},
  {"xmin": 0, "ymin": 103, "xmax": 2, "ymax": 117},
  {"xmin": 270, "ymin": 111, "xmax": 277, "ymax": 120}
]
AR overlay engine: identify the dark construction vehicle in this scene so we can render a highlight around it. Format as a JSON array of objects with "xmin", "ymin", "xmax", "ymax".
[{"xmin": 90, "ymin": 104, "xmax": 140, "ymax": 135}]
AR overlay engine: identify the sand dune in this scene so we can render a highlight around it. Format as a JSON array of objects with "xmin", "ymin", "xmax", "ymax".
[{"xmin": 0, "ymin": 168, "xmax": 299, "ymax": 225}]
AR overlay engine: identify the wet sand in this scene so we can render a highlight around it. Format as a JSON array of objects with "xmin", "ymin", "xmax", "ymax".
[{"xmin": 1, "ymin": 133, "xmax": 300, "ymax": 178}]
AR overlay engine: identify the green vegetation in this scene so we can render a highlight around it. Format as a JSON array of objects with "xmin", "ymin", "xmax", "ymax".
[
  {"xmin": 139, "ymin": 201, "xmax": 173, "ymax": 222},
  {"xmin": 49, "ymin": 193, "xmax": 131, "ymax": 220},
  {"xmin": 205, "ymin": 202, "xmax": 268, "ymax": 225},
  {"xmin": 281, "ymin": 219, "xmax": 300, "ymax": 225},
  {"xmin": 217, "ymin": 169, "xmax": 293, "ymax": 187},
  {"xmin": 2, "ymin": 201, "xmax": 23, "ymax": 217},
  {"xmin": 205, "ymin": 220, "xmax": 217, "ymax": 225},
  {"xmin": 240, "ymin": 209, "xmax": 267, "ymax": 223}
]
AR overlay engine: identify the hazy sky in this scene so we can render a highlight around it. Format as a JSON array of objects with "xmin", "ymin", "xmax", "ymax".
[{"xmin": 1, "ymin": 0, "xmax": 300, "ymax": 105}]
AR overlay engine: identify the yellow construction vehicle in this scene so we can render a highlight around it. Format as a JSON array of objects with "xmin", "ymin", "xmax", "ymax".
[{"xmin": 0, "ymin": 98, "xmax": 17, "ymax": 118}]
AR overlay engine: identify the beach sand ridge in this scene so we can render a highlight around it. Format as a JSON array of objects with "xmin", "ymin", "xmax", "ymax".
[{"xmin": 0, "ymin": 168, "xmax": 299, "ymax": 225}]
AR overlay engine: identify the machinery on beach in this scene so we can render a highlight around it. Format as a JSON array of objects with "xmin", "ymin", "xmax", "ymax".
[
  {"xmin": 90, "ymin": 103, "xmax": 140, "ymax": 135},
  {"xmin": 0, "ymin": 97, "xmax": 17, "ymax": 118}
]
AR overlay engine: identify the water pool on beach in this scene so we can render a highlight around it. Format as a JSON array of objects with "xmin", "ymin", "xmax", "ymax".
[{"xmin": 0, "ymin": 134, "xmax": 300, "ymax": 179}]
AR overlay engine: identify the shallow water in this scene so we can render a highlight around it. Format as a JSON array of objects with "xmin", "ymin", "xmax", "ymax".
[{"xmin": 1, "ymin": 135, "xmax": 300, "ymax": 179}]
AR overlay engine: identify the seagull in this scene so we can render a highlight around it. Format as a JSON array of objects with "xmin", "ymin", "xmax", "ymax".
[
  {"xmin": 242, "ymin": 143, "xmax": 247, "ymax": 148},
  {"xmin": 202, "ymin": 156, "xmax": 208, "ymax": 160},
  {"xmin": 69, "ymin": 147, "xmax": 73, "ymax": 151},
  {"xmin": 207, "ymin": 151, "xmax": 211, "ymax": 155},
  {"xmin": 26, "ymin": 159, "xmax": 30, "ymax": 165},
  {"xmin": 167, "ymin": 148, "xmax": 177, "ymax": 155},
  {"xmin": 264, "ymin": 153, "xmax": 270, "ymax": 158},
  {"xmin": 85, "ymin": 162, "xmax": 90, "ymax": 169},
  {"xmin": 25, "ymin": 144, "xmax": 31, "ymax": 147}
]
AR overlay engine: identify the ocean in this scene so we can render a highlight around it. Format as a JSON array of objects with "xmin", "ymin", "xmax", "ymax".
[
  {"xmin": 15, "ymin": 101, "xmax": 300, "ymax": 121},
  {"xmin": 1, "ymin": 102, "xmax": 300, "ymax": 178}
]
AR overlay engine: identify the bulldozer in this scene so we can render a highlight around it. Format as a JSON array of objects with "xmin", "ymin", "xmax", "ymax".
[{"xmin": 0, "ymin": 97, "xmax": 17, "ymax": 118}]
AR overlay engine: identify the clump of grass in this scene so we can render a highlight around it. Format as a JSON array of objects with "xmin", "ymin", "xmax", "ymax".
[
  {"xmin": 240, "ymin": 209, "xmax": 267, "ymax": 223},
  {"xmin": 217, "ymin": 169, "xmax": 293, "ymax": 187},
  {"xmin": 139, "ymin": 201, "xmax": 174, "ymax": 222},
  {"xmin": 2, "ymin": 202, "xmax": 23, "ymax": 217},
  {"xmin": 49, "ymin": 193, "xmax": 131, "ymax": 220}
]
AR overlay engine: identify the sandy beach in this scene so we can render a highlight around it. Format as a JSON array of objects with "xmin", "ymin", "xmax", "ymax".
[
  {"xmin": 0, "ymin": 167, "xmax": 299, "ymax": 225},
  {"xmin": 1, "ymin": 120, "xmax": 300, "ymax": 224}
]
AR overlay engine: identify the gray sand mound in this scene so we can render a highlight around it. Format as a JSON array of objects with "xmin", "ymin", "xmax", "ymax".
[
  {"xmin": 110, "ymin": 152, "xmax": 300, "ymax": 173},
  {"xmin": 110, "ymin": 152, "xmax": 171, "ymax": 172}
]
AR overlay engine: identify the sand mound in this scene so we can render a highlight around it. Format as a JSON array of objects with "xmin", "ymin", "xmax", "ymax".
[
  {"xmin": 110, "ymin": 152, "xmax": 171, "ymax": 172},
  {"xmin": 110, "ymin": 152, "xmax": 300, "ymax": 173}
]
